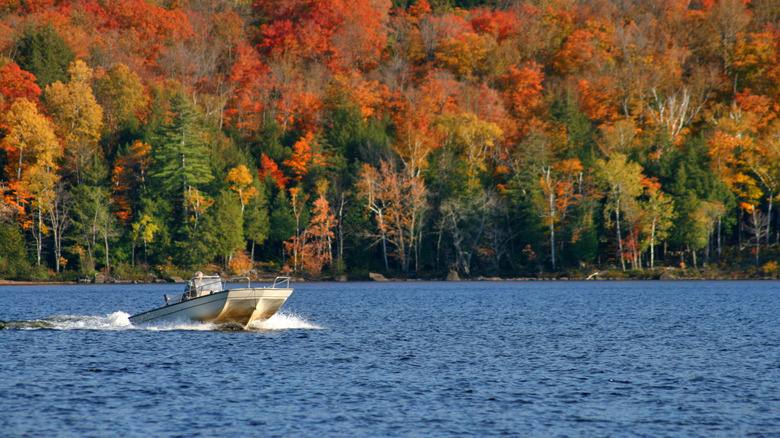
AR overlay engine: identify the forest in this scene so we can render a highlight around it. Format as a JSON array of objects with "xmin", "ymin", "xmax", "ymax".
[{"xmin": 1, "ymin": 0, "xmax": 780, "ymax": 281}]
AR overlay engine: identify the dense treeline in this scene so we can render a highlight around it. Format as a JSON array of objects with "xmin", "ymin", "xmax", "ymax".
[{"xmin": 1, "ymin": 0, "xmax": 780, "ymax": 280}]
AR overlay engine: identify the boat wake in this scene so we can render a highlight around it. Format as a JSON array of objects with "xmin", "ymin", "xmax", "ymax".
[
  {"xmin": 0, "ymin": 312, "xmax": 134, "ymax": 331},
  {"xmin": 248, "ymin": 312, "xmax": 323, "ymax": 330},
  {"xmin": 0, "ymin": 311, "xmax": 321, "ymax": 331}
]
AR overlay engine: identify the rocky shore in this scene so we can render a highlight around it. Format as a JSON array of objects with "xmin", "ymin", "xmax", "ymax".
[{"xmin": 2, "ymin": 266, "xmax": 775, "ymax": 285}]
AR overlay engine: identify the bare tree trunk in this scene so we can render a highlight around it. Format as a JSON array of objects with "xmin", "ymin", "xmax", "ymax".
[
  {"xmin": 436, "ymin": 223, "xmax": 444, "ymax": 271},
  {"xmin": 738, "ymin": 209, "xmax": 743, "ymax": 255},
  {"xmin": 616, "ymin": 199, "xmax": 626, "ymax": 271},
  {"xmin": 378, "ymin": 211, "xmax": 389, "ymax": 271},
  {"xmin": 35, "ymin": 208, "xmax": 43, "ymax": 266},
  {"xmin": 766, "ymin": 192, "xmax": 773, "ymax": 248},
  {"xmin": 104, "ymin": 227, "xmax": 110, "ymax": 273},
  {"xmin": 293, "ymin": 204, "xmax": 300, "ymax": 271},
  {"xmin": 549, "ymin": 191, "xmax": 556, "ymax": 271},
  {"xmin": 338, "ymin": 193, "xmax": 345, "ymax": 265},
  {"xmin": 48, "ymin": 185, "xmax": 70, "ymax": 274},
  {"xmin": 414, "ymin": 218, "xmax": 421, "ymax": 272},
  {"xmin": 91, "ymin": 207, "xmax": 99, "ymax": 269},
  {"xmin": 753, "ymin": 210, "xmax": 760, "ymax": 266},
  {"xmin": 650, "ymin": 220, "xmax": 656, "ymax": 268},
  {"xmin": 381, "ymin": 232, "xmax": 389, "ymax": 270}
]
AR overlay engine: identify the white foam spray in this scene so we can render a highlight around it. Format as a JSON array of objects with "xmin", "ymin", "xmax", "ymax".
[
  {"xmin": 141, "ymin": 320, "xmax": 221, "ymax": 331},
  {"xmin": 38, "ymin": 311, "xmax": 134, "ymax": 330},
  {"xmin": 248, "ymin": 312, "xmax": 323, "ymax": 330},
  {"xmin": 6, "ymin": 311, "xmax": 321, "ymax": 331}
]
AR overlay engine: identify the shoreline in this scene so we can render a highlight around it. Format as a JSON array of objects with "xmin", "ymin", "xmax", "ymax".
[{"xmin": 1, "ymin": 275, "xmax": 779, "ymax": 285}]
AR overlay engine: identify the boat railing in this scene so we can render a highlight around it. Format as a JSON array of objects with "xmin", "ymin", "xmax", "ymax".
[
  {"xmin": 163, "ymin": 275, "xmax": 292, "ymax": 305},
  {"xmin": 272, "ymin": 276, "xmax": 291, "ymax": 288},
  {"xmin": 220, "ymin": 276, "xmax": 290, "ymax": 289},
  {"xmin": 222, "ymin": 276, "xmax": 251, "ymax": 289}
]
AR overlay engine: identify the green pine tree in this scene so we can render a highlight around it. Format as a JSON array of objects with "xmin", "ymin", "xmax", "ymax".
[
  {"xmin": 151, "ymin": 93, "xmax": 214, "ymax": 200},
  {"xmin": 0, "ymin": 222, "xmax": 30, "ymax": 278},
  {"xmin": 16, "ymin": 24, "xmax": 75, "ymax": 89},
  {"xmin": 194, "ymin": 190, "xmax": 244, "ymax": 269},
  {"xmin": 243, "ymin": 186, "xmax": 270, "ymax": 261}
]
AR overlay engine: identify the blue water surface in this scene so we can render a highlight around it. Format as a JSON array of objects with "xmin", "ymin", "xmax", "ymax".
[{"xmin": 0, "ymin": 280, "xmax": 779, "ymax": 437}]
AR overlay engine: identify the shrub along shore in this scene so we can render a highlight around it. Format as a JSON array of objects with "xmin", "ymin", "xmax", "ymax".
[{"xmin": 2, "ymin": 266, "xmax": 778, "ymax": 285}]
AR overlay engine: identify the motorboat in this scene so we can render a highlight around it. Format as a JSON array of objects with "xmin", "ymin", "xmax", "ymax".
[{"xmin": 129, "ymin": 275, "xmax": 293, "ymax": 327}]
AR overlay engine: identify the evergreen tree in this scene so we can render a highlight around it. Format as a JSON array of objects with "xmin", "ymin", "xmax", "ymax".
[
  {"xmin": 69, "ymin": 184, "xmax": 115, "ymax": 273},
  {"xmin": 243, "ymin": 187, "xmax": 270, "ymax": 261},
  {"xmin": 16, "ymin": 24, "xmax": 75, "ymax": 89},
  {"xmin": 151, "ymin": 93, "xmax": 214, "ymax": 201},
  {"xmin": 658, "ymin": 138, "xmax": 736, "ymax": 263},
  {"xmin": 267, "ymin": 189, "xmax": 297, "ymax": 263},
  {"xmin": 199, "ymin": 190, "xmax": 244, "ymax": 269},
  {"xmin": 0, "ymin": 222, "xmax": 29, "ymax": 278},
  {"xmin": 548, "ymin": 84, "xmax": 598, "ymax": 166}
]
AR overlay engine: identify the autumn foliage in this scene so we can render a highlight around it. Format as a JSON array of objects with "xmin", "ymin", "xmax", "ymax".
[{"xmin": 4, "ymin": 0, "xmax": 780, "ymax": 280}]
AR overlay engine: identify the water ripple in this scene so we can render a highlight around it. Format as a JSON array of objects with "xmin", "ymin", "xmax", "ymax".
[{"xmin": 1, "ymin": 281, "xmax": 779, "ymax": 436}]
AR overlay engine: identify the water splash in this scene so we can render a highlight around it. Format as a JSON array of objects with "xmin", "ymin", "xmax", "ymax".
[
  {"xmin": 1, "ymin": 311, "xmax": 322, "ymax": 331},
  {"xmin": 248, "ymin": 312, "xmax": 323, "ymax": 330}
]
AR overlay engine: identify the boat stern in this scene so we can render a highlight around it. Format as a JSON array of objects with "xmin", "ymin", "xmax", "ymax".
[{"xmin": 213, "ymin": 288, "xmax": 294, "ymax": 326}]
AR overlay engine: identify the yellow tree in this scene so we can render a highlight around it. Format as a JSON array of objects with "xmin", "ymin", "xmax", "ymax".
[
  {"xmin": 45, "ymin": 60, "xmax": 104, "ymax": 184},
  {"xmin": 641, "ymin": 179, "xmax": 675, "ymax": 269},
  {"xmin": 94, "ymin": 63, "xmax": 148, "ymax": 133},
  {"xmin": 732, "ymin": 171, "xmax": 764, "ymax": 263},
  {"xmin": 226, "ymin": 164, "xmax": 258, "ymax": 215},
  {"xmin": 2, "ymin": 98, "xmax": 61, "ymax": 201},
  {"xmin": 435, "ymin": 111, "xmax": 503, "ymax": 193},
  {"xmin": 597, "ymin": 153, "xmax": 645, "ymax": 271},
  {"xmin": 131, "ymin": 214, "xmax": 159, "ymax": 267},
  {"xmin": 184, "ymin": 187, "xmax": 214, "ymax": 230},
  {"xmin": 436, "ymin": 31, "xmax": 494, "ymax": 80},
  {"xmin": 1, "ymin": 97, "xmax": 62, "ymax": 267},
  {"xmin": 24, "ymin": 164, "xmax": 59, "ymax": 267}
]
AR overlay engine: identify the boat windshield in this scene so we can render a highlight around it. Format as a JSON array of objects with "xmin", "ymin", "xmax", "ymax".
[{"xmin": 185, "ymin": 275, "xmax": 222, "ymax": 297}]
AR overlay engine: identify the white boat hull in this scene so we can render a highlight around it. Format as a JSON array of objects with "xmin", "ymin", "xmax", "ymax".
[{"xmin": 129, "ymin": 287, "xmax": 293, "ymax": 327}]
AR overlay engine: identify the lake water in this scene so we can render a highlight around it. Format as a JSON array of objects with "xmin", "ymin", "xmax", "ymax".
[{"xmin": 1, "ymin": 280, "xmax": 779, "ymax": 437}]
